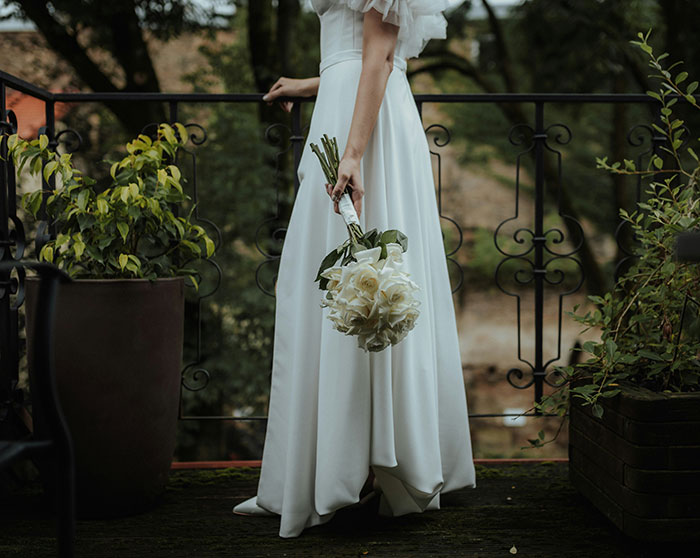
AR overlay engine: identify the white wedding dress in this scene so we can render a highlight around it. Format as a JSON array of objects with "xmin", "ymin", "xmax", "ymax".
[{"xmin": 233, "ymin": 0, "xmax": 476, "ymax": 538}]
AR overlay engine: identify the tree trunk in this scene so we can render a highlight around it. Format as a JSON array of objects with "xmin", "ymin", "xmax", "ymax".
[{"xmin": 18, "ymin": 2, "xmax": 165, "ymax": 136}]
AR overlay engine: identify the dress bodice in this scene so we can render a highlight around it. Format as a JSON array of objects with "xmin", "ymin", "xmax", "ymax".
[{"xmin": 311, "ymin": 0, "xmax": 450, "ymax": 65}]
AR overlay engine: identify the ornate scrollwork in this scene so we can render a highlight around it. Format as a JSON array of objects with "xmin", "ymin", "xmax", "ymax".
[
  {"xmin": 184, "ymin": 123, "xmax": 208, "ymax": 146},
  {"xmin": 265, "ymin": 122, "xmax": 292, "ymax": 148},
  {"xmin": 614, "ymin": 118, "xmax": 670, "ymax": 282},
  {"xmin": 55, "ymin": 128, "xmax": 83, "ymax": 154},
  {"xmin": 508, "ymin": 123, "xmax": 536, "ymax": 148},
  {"xmin": 627, "ymin": 123, "xmax": 654, "ymax": 148},
  {"xmin": 181, "ymin": 365, "xmax": 211, "ymax": 392},
  {"xmin": 254, "ymin": 122, "xmax": 294, "ymax": 298},
  {"xmin": 152, "ymin": 122, "xmax": 223, "ymax": 396},
  {"xmin": 544, "ymin": 123, "xmax": 572, "ymax": 146},
  {"xmin": 497, "ymin": 118, "xmax": 584, "ymax": 402},
  {"xmin": 425, "ymin": 123, "xmax": 450, "ymax": 148},
  {"xmin": 1, "ymin": 105, "xmax": 29, "ymax": 415},
  {"xmin": 139, "ymin": 122, "xmax": 160, "ymax": 138},
  {"xmin": 425, "ymin": 123, "xmax": 463, "ymax": 293},
  {"xmin": 1, "ymin": 111, "xmax": 24, "ymax": 310},
  {"xmin": 542, "ymin": 123, "xmax": 584, "ymax": 257},
  {"xmin": 507, "ymin": 366, "xmax": 535, "ymax": 390},
  {"xmin": 3, "ymin": 109, "xmax": 18, "ymax": 134}
]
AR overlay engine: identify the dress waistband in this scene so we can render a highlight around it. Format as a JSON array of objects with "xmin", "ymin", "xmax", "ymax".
[{"xmin": 319, "ymin": 49, "xmax": 407, "ymax": 75}]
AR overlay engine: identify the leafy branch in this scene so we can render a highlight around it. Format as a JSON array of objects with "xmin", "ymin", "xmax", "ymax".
[{"xmin": 8, "ymin": 122, "xmax": 216, "ymax": 289}]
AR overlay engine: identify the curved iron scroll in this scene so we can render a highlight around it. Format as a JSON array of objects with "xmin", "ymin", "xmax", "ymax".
[
  {"xmin": 425, "ymin": 123, "xmax": 464, "ymax": 294},
  {"xmin": 613, "ymin": 109, "xmax": 675, "ymax": 282},
  {"xmin": 254, "ymin": 111, "xmax": 309, "ymax": 298},
  {"xmin": 495, "ymin": 104, "xmax": 584, "ymax": 404},
  {"xmin": 175, "ymin": 124, "xmax": 223, "ymax": 394},
  {"xmin": 138, "ymin": 122, "xmax": 223, "ymax": 395},
  {"xmin": 0, "ymin": 106, "xmax": 27, "ymax": 418}
]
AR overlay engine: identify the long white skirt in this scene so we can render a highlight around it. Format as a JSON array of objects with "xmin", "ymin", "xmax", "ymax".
[{"xmin": 233, "ymin": 54, "xmax": 476, "ymax": 538}]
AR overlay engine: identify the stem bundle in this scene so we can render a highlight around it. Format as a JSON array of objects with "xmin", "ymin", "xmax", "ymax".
[{"xmin": 310, "ymin": 134, "xmax": 364, "ymax": 243}]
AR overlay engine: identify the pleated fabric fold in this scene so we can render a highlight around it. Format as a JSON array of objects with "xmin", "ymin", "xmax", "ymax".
[{"xmin": 232, "ymin": 54, "xmax": 475, "ymax": 539}]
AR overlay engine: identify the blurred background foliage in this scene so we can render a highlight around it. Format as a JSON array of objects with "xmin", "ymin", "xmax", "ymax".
[{"xmin": 4, "ymin": 0, "xmax": 700, "ymax": 458}]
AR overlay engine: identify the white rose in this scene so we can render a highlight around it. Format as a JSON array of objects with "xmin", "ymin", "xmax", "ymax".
[
  {"xmin": 358, "ymin": 328, "xmax": 392, "ymax": 352},
  {"xmin": 320, "ymin": 264, "xmax": 343, "ymax": 291},
  {"xmin": 354, "ymin": 246, "xmax": 382, "ymax": 263},
  {"xmin": 385, "ymin": 243, "xmax": 403, "ymax": 264},
  {"xmin": 349, "ymin": 260, "xmax": 380, "ymax": 297}
]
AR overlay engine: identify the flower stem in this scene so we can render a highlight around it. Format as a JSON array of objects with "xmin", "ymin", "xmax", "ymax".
[{"xmin": 311, "ymin": 137, "xmax": 365, "ymax": 243}]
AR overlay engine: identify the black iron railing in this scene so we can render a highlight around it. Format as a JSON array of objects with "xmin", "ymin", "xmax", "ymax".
[{"xmin": 0, "ymin": 70, "xmax": 669, "ymax": 425}]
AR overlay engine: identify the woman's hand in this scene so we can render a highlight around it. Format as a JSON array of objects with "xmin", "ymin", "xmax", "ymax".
[
  {"xmin": 262, "ymin": 77, "xmax": 320, "ymax": 113},
  {"xmin": 327, "ymin": 156, "xmax": 364, "ymax": 219}
]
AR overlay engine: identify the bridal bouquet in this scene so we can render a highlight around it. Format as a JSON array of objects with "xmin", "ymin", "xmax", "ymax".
[{"xmin": 310, "ymin": 135, "xmax": 420, "ymax": 352}]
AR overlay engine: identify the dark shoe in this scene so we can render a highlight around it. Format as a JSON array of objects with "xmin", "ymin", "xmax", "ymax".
[{"xmin": 359, "ymin": 469, "xmax": 375, "ymax": 499}]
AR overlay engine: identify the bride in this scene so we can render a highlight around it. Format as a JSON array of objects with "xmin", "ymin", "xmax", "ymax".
[{"xmin": 233, "ymin": 0, "xmax": 476, "ymax": 538}]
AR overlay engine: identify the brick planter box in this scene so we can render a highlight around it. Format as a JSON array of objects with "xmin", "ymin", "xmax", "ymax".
[{"xmin": 569, "ymin": 382, "xmax": 700, "ymax": 541}]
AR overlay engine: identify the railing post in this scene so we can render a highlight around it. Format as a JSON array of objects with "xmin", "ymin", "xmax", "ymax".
[
  {"xmin": 533, "ymin": 101, "xmax": 546, "ymax": 407},
  {"xmin": 0, "ymin": 80, "xmax": 21, "ymax": 431},
  {"xmin": 290, "ymin": 103, "xmax": 304, "ymax": 196},
  {"xmin": 0, "ymin": 80, "xmax": 10, "ymax": 421},
  {"xmin": 169, "ymin": 101, "xmax": 179, "ymax": 124},
  {"xmin": 40, "ymin": 100, "xmax": 57, "ymax": 240}
]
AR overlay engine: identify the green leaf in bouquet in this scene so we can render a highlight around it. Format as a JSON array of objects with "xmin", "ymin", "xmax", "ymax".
[
  {"xmin": 363, "ymin": 228, "xmax": 379, "ymax": 246},
  {"xmin": 349, "ymin": 241, "xmax": 370, "ymax": 257},
  {"xmin": 315, "ymin": 245, "xmax": 343, "ymax": 284},
  {"xmin": 380, "ymin": 229, "xmax": 408, "ymax": 252},
  {"xmin": 396, "ymin": 230, "xmax": 408, "ymax": 251},
  {"xmin": 380, "ymin": 229, "xmax": 398, "ymax": 244}
]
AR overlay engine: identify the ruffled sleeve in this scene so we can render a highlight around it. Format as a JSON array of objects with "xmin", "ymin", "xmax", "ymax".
[{"xmin": 329, "ymin": 0, "xmax": 451, "ymax": 60}]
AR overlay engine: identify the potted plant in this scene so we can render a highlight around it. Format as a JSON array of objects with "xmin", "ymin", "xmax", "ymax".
[
  {"xmin": 8, "ymin": 122, "xmax": 216, "ymax": 518},
  {"xmin": 529, "ymin": 31, "xmax": 700, "ymax": 542}
]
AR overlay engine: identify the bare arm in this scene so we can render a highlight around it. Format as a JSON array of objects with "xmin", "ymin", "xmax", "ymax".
[
  {"xmin": 262, "ymin": 76, "xmax": 320, "ymax": 112},
  {"xmin": 327, "ymin": 9, "xmax": 399, "ymax": 219}
]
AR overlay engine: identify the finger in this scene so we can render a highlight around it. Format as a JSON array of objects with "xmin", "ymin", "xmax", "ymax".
[
  {"xmin": 262, "ymin": 80, "xmax": 284, "ymax": 101},
  {"xmin": 269, "ymin": 79, "xmax": 284, "ymax": 92},
  {"xmin": 333, "ymin": 200, "xmax": 339, "ymax": 214},
  {"xmin": 266, "ymin": 86, "xmax": 290, "ymax": 104},
  {"xmin": 352, "ymin": 191, "xmax": 362, "ymax": 219},
  {"xmin": 350, "ymin": 184, "xmax": 363, "ymax": 217},
  {"xmin": 331, "ymin": 174, "xmax": 350, "ymax": 201},
  {"xmin": 281, "ymin": 101, "xmax": 293, "ymax": 112}
]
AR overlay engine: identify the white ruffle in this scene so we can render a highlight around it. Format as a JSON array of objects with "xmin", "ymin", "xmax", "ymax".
[{"xmin": 313, "ymin": 0, "xmax": 450, "ymax": 59}]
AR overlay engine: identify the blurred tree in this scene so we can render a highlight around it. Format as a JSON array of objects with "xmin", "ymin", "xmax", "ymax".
[
  {"xmin": 232, "ymin": 0, "xmax": 308, "ymax": 124},
  {"xmin": 3, "ymin": 0, "xmax": 214, "ymax": 134},
  {"xmin": 411, "ymin": 0, "xmax": 700, "ymax": 294}
]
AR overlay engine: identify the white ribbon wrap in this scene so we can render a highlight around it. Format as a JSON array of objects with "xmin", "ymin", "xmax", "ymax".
[{"xmin": 338, "ymin": 192, "xmax": 360, "ymax": 227}]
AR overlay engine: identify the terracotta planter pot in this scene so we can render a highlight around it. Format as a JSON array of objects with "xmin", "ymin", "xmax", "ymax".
[
  {"xmin": 569, "ymin": 381, "xmax": 700, "ymax": 541},
  {"xmin": 25, "ymin": 276, "xmax": 184, "ymax": 518}
]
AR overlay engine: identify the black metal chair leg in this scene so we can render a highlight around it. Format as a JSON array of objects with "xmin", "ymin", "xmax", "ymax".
[
  {"xmin": 0, "ymin": 261, "xmax": 75, "ymax": 558},
  {"xmin": 56, "ymin": 444, "xmax": 75, "ymax": 558},
  {"xmin": 40, "ymin": 273, "xmax": 75, "ymax": 558}
]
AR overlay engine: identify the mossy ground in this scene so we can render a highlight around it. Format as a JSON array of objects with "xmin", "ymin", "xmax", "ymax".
[{"xmin": 0, "ymin": 462, "xmax": 693, "ymax": 557}]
